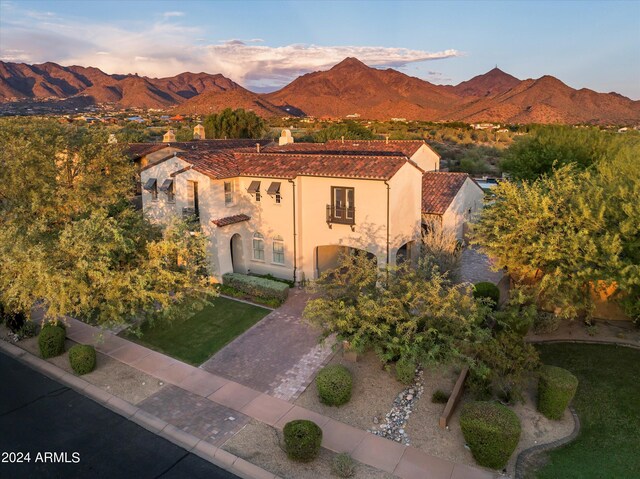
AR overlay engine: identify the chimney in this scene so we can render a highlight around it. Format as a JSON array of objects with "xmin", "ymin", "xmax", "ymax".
[
  {"xmin": 163, "ymin": 129, "xmax": 176, "ymax": 143},
  {"xmin": 278, "ymin": 129, "xmax": 294, "ymax": 146},
  {"xmin": 193, "ymin": 123, "xmax": 205, "ymax": 140},
  {"xmin": 256, "ymin": 143, "xmax": 261, "ymax": 153},
  {"xmin": 341, "ymin": 135, "xmax": 345, "ymax": 144},
  {"xmin": 385, "ymin": 135, "xmax": 389, "ymax": 144}
]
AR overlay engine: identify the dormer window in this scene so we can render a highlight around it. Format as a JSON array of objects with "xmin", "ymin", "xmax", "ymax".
[
  {"xmin": 247, "ymin": 181, "xmax": 261, "ymax": 202},
  {"xmin": 143, "ymin": 178, "xmax": 158, "ymax": 201}
]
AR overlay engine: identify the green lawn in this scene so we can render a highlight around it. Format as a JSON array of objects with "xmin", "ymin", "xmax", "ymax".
[
  {"xmin": 534, "ymin": 343, "xmax": 640, "ymax": 479},
  {"xmin": 126, "ymin": 297, "xmax": 270, "ymax": 365}
]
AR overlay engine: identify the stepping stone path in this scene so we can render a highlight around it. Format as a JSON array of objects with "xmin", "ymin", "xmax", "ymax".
[{"xmin": 369, "ymin": 369, "xmax": 424, "ymax": 445}]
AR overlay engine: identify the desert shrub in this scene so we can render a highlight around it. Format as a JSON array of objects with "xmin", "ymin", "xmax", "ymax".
[
  {"xmin": 68, "ymin": 344, "xmax": 97, "ymax": 375},
  {"xmin": 395, "ymin": 357, "xmax": 416, "ymax": 384},
  {"xmin": 222, "ymin": 273, "xmax": 289, "ymax": 304},
  {"xmin": 460, "ymin": 401, "xmax": 521, "ymax": 469},
  {"xmin": 5, "ymin": 311, "xmax": 26, "ymax": 333},
  {"xmin": 533, "ymin": 311, "xmax": 561, "ymax": 334},
  {"xmin": 331, "ymin": 452, "xmax": 356, "ymax": 477},
  {"xmin": 283, "ymin": 420, "xmax": 322, "ymax": 462},
  {"xmin": 473, "ymin": 282, "xmax": 500, "ymax": 308},
  {"xmin": 537, "ymin": 365, "xmax": 578, "ymax": 420},
  {"xmin": 38, "ymin": 322, "xmax": 66, "ymax": 358},
  {"xmin": 16, "ymin": 321, "xmax": 37, "ymax": 339},
  {"xmin": 316, "ymin": 365, "xmax": 353, "ymax": 406},
  {"xmin": 432, "ymin": 389, "xmax": 451, "ymax": 404}
]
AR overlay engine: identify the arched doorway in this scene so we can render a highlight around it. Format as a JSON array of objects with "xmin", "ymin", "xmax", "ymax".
[
  {"xmin": 230, "ymin": 233, "xmax": 246, "ymax": 274},
  {"xmin": 396, "ymin": 241, "xmax": 415, "ymax": 265}
]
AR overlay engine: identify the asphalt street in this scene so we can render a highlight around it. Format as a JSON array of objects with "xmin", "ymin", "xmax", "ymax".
[{"xmin": 0, "ymin": 351, "xmax": 239, "ymax": 478}]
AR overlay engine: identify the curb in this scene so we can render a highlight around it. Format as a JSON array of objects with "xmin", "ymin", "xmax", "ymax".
[
  {"xmin": 514, "ymin": 407, "xmax": 581, "ymax": 479},
  {"xmin": 0, "ymin": 339, "xmax": 281, "ymax": 479},
  {"xmin": 526, "ymin": 338, "xmax": 640, "ymax": 350}
]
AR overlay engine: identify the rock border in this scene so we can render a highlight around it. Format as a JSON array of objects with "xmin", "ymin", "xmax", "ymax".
[{"xmin": 514, "ymin": 407, "xmax": 580, "ymax": 479}]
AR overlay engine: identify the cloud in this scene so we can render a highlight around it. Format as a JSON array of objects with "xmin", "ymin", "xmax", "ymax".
[{"xmin": 0, "ymin": 4, "xmax": 462, "ymax": 89}]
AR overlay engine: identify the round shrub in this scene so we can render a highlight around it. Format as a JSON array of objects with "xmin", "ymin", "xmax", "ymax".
[
  {"xmin": 460, "ymin": 401, "xmax": 521, "ymax": 469},
  {"xmin": 395, "ymin": 357, "xmax": 416, "ymax": 385},
  {"xmin": 315, "ymin": 365, "xmax": 353, "ymax": 406},
  {"xmin": 473, "ymin": 282, "xmax": 500, "ymax": 308},
  {"xmin": 68, "ymin": 344, "xmax": 97, "ymax": 375},
  {"xmin": 38, "ymin": 322, "xmax": 66, "ymax": 358},
  {"xmin": 331, "ymin": 452, "xmax": 356, "ymax": 478},
  {"xmin": 537, "ymin": 365, "xmax": 578, "ymax": 420},
  {"xmin": 283, "ymin": 420, "xmax": 322, "ymax": 462}
]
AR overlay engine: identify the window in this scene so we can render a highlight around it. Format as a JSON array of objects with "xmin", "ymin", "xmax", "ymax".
[
  {"xmin": 253, "ymin": 233, "xmax": 265, "ymax": 261},
  {"xmin": 224, "ymin": 181, "xmax": 234, "ymax": 205},
  {"xmin": 247, "ymin": 180, "xmax": 261, "ymax": 202},
  {"xmin": 328, "ymin": 186, "xmax": 355, "ymax": 224},
  {"xmin": 183, "ymin": 180, "xmax": 199, "ymax": 220},
  {"xmin": 272, "ymin": 236, "xmax": 285, "ymax": 264},
  {"xmin": 159, "ymin": 179, "xmax": 174, "ymax": 202},
  {"xmin": 267, "ymin": 182, "xmax": 281, "ymax": 204},
  {"xmin": 144, "ymin": 178, "xmax": 158, "ymax": 201}
]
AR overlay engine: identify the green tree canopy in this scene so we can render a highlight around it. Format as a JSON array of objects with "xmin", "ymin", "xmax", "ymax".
[
  {"xmin": 0, "ymin": 118, "xmax": 213, "ymax": 326},
  {"xmin": 313, "ymin": 121, "xmax": 376, "ymax": 142},
  {"xmin": 474, "ymin": 145, "xmax": 640, "ymax": 321},
  {"xmin": 203, "ymin": 108, "xmax": 266, "ymax": 139},
  {"xmin": 500, "ymin": 125, "xmax": 637, "ymax": 181}
]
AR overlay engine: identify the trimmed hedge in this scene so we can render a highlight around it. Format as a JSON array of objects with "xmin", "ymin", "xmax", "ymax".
[
  {"xmin": 283, "ymin": 420, "xmax": 322, "ymax": 462},
  {"xmin": 69, "ymin": 344, "xmax": 97, "ymax": 375},
  {"xmin": 38, "ymin": 322, "xmax": 66, "ymax": 358},
  {"xmin": 222, "ymin": 273, "xmax": 289, "ymax": 304},
  {"xmin": 316, "ymin": 365, "xmax": 353, "ymax": 406},
  {"xmin": 460, "ymin": 401, "xmax": 521, "ymax": 469},
  {"xmin": 473, "ymin": 282, "xmax": 500, "ymax": 307},
  {"xmin": 537, "ymin": 365, "xmax": 578, "ymax": 420},
  {"xmin": 395, "ymin": 357, "xmax": 416, "ymax": 384}
]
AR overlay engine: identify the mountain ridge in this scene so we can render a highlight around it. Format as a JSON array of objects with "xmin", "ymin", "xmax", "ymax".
[{"xmin": 1, "ymin": 59, "xmax": 638, "ymax": 124}]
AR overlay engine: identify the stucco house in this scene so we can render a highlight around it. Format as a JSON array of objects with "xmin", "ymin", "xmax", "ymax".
[{"xmin": 137, "ymin": 132, "xmax": 481, "ymax": 283}]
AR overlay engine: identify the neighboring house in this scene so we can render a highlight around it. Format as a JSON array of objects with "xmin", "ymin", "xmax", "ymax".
[
  {"xmin": 421, "ymin": 172, "xmax": 484, "ymax": 240},
  {"xmin": 139, "ymin": 132, "xmax": 480, "ymax": 283}
]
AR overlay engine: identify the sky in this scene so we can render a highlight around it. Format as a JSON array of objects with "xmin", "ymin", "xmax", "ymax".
[{"xmin": 1, "ymin": 0, "xmax": 639, "ymax": 98}]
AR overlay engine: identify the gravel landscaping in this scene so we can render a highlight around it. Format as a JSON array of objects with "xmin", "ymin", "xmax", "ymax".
[
  {"xmin": 2, "ymin": 325, "xmax": 165, "ymax": 404},
  {"xmin": 222, "ymin": 420, "xmax": 396, "ymax": 479}
]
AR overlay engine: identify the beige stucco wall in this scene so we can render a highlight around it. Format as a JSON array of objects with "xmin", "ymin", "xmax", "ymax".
[
  {"xmin": 411, "ymin": 144, "xmax": 440, "ymax": 172},
  {"xmin": 388, "ymin": 162, "xmax": 423, "ymax": 265},
  {"xmin": 441, "ymin": 178, "xmax": 484, "ymax": 239}
]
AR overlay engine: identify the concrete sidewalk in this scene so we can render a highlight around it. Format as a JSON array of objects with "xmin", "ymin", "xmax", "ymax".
[{"xmin": 17, "ymin": 315, "xmax": 497, "ymax": 479}]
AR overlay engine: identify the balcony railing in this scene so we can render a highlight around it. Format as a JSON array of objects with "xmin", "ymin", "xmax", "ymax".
[{"xmin": 326, "ymin": 205, "xmax": 355, "ymax": 227}]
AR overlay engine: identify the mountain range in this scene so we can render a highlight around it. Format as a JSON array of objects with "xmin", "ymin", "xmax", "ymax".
[{"xmin": 1, "ymin": 58, "xmax": 639, "ymax": 124}]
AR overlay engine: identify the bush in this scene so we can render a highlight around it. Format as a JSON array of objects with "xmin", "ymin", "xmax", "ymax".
[
  {"xmin": 315, "ymin": 365, "xmax": 353, "ymax": 406},
  {"xmin": 68, "ymin": 344, "xmax": 97, "ymax": 375},
  {"xmin": 473, "ymin": 282, "xmax": 500, "ymax": 307},
  {"xmin": 16, "ymin": 321, "xmax": 37, "ymax": 340},
  {"xmin": 432, "ymin": 389, "xmax": 451, "ymax": 404},
  {"xmin": 332, "ymin": 452, "xmax": 356, "ymax": 477},
  {"xmin": 395, "ymin": 357, "xmax": 417, "ymax": 384},
  {"xmin": 533, "ymin": 312, "xmax": 561, "ymax": 334},
  {"xmin": 217, "ymin": 284, "xmax": 281, "ymax": 308},
  {"xmin": 283, "ymin": 420, "xmax": 322, "ymax": 462},
  {"xmin": 38, "ymin": 322, "xmax": 66, "ymax": 358},
  {"xmin": 222, "ymin": 273, "xmax": 289, "ymax": 304},
  {"xmin": 537, "ymin": 365, "xmax": 578, "ymax": 420},
  {"xmin": 5, "ymin": 311, "xmax": 26, "ymax": 333},
  {"xmin": 460, "ymin": 401, "xmax": 521, "ymax": 469}
]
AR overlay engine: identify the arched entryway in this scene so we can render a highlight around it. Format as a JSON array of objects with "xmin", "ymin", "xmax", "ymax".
[
  {"xmin": 314, "ymin": 245, "xmax": 377, "ymax": 278},
  {"xmin": 396, "ymin": 241, "xmax": 416, "ymax": 265},
  {"xmin": 230, "ymin": 233, "xmax": 246, "ymax": 274}
]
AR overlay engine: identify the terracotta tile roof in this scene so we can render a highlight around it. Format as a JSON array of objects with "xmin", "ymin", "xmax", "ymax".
[
  {"xmin": 325, "ymin": 139, "xmax": 428, "ymax": 158},
  {"xmin": 128, "ymin": 139, "xmax": 273, "ymax": 160},
  {"xmin": 262, "ymin": 143, "xmax": 406, "ymax": 157},
  {"xmin": 422, "ymin": 172, "xmax": 471, "ymax": 215},
  {"xmin": 211, "ymin": 214, "xmax": 251, "ymax": 227},
  {"xmin": 125, "ymin": 143, "xmax": 169, "ymax": 159},
  {"xmin": 177, "ymin": 151, "xmax": 241, "ymax": 178},
  {"xmin": 233, "ymin": 153, "xmax": 408, "ymax": 180}
]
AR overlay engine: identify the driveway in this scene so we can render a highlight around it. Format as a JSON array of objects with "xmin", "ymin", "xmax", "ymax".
[
  {"xmin": 201, "ymin": 289, "xmax": 335, "ymax": 401},
  {"xmin": 0, "ymin": 351, "xmax": 238, "ymax": 479}
]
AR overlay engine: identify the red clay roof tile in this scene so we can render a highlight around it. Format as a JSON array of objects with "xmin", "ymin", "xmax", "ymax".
[
  {"xmin": 211, "ymin": 214, "xmax": 251, "ymax": 227},
  {"xmin": 422, "ymin": 172, "xmax": 471, "ymax": 215}
]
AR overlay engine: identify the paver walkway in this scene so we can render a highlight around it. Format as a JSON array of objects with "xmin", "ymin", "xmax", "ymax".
[
  {"xmin": 51, "ymin": 315, "xmax": 496, "ymax": 479},
  {"xmin": 201, "ymin": 289, "xmax": 335, "ymax": 400},
  {"xmin": 458, "ymin": 246, "xmax": 505, "ymax": 285}
]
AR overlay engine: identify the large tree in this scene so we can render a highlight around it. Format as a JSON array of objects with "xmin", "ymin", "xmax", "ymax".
[
  {"xmin": 0, "ymin": 118, "xmax": 213, "ymax": 326},
  {"xmin": 474, "ymin": 144, "xmax": 640, "ymax": 322},
  {"xmin": 203, "ymin": 108, "xmax": 266, "ymax": 139}
]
